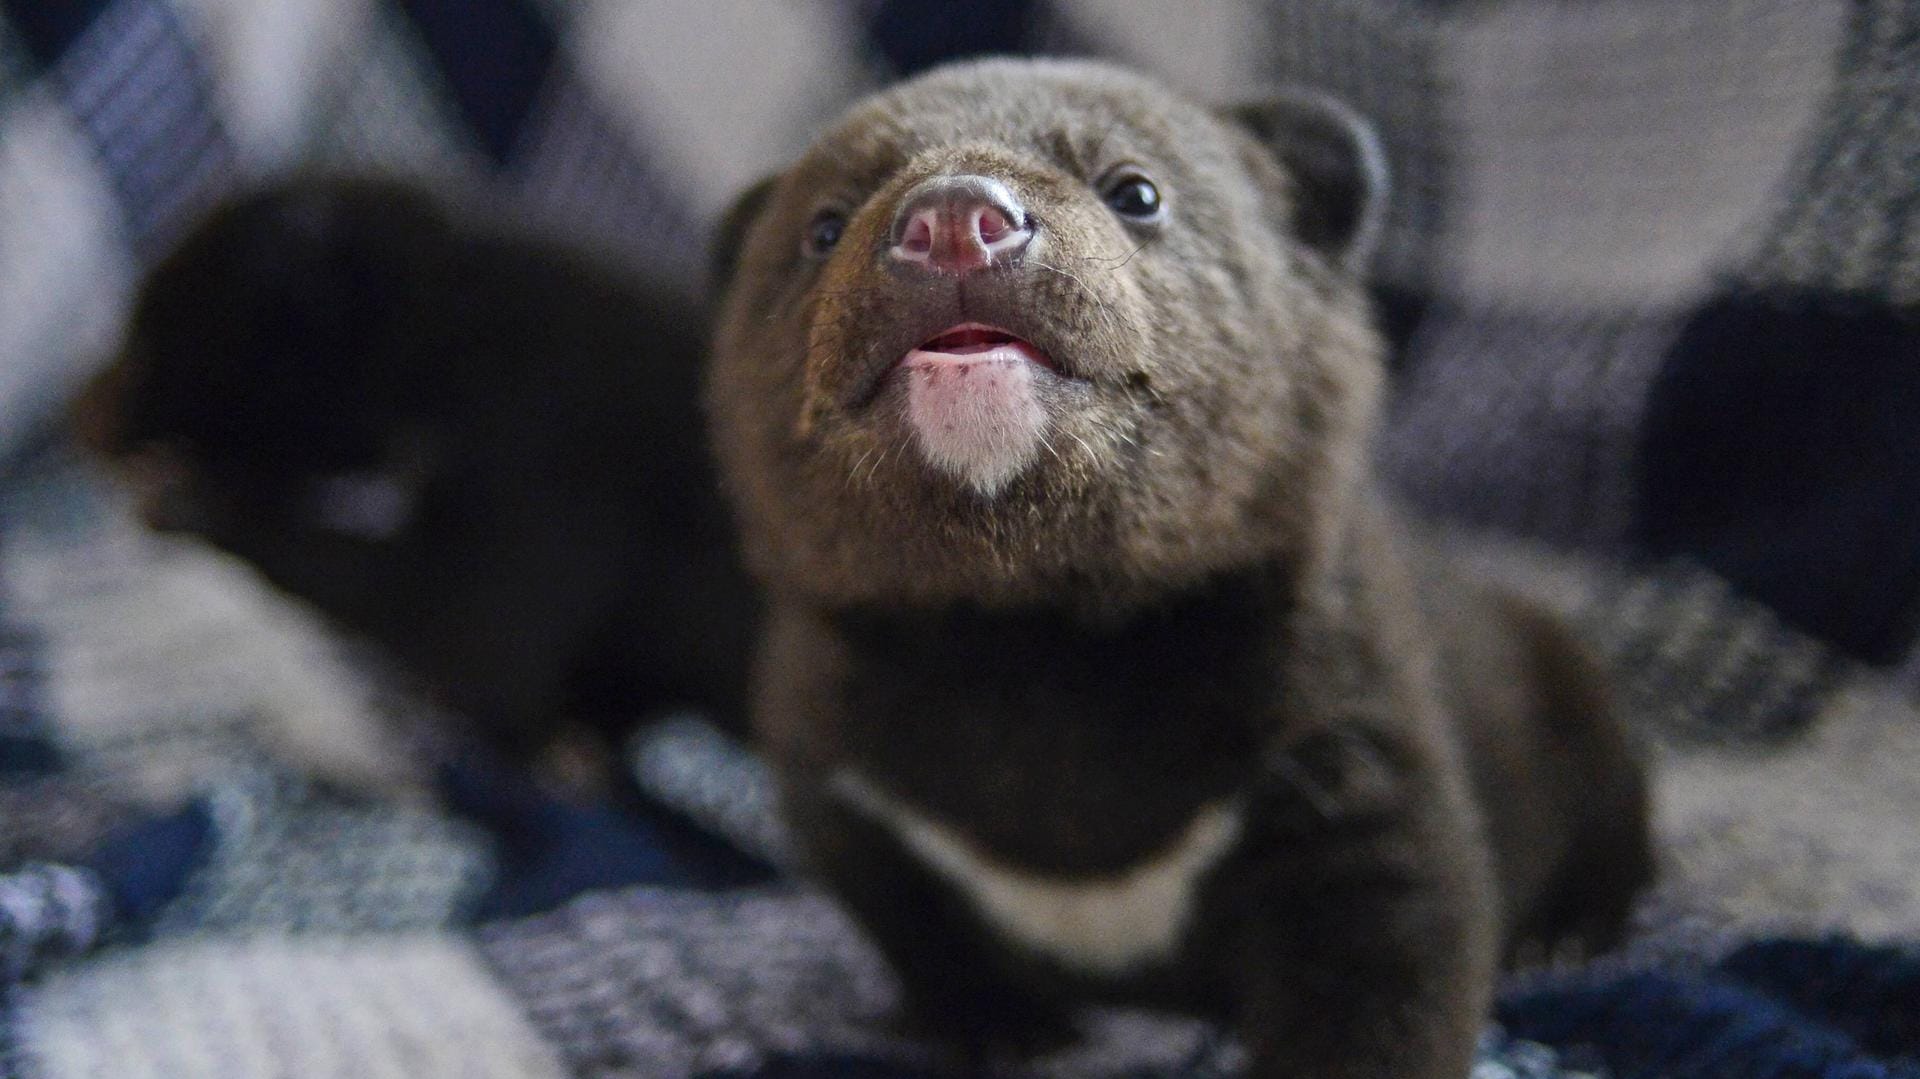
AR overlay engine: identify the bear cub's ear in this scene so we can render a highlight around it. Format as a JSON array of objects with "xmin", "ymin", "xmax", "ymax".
[
  {"xmin": 710, "ymin": 174, "xmax": 779, "ymax": 292},
  {"xmin": 1222, "ymin": 91, "xmax": 1389, "ymax": 275}
]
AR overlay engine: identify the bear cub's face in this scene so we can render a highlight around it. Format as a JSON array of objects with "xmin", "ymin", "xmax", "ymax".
[{"xmin": 708, "ymin": 59, "xmax": 1388, "ymax": 608}]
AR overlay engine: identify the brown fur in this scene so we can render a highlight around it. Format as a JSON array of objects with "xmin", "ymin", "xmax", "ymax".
[{"xmin": 707, "ymin": 59, "xmax": 1650, "ymax": 1076}]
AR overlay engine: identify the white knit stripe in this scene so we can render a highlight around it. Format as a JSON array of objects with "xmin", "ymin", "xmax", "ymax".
[
  {"xmin": 17, "ymin": 935, "xmax": 569, "ymax": 1079},
  {"xmin": 312, "ymin": 7, "xmax": 485, "ymax": 178},
  {"xmin": 169, "ymin": 0, "xmax": 378, "ymax": 172},
  {"xmin": 564, "ymin": 0, "xmax": 871, "ymax": 221},
  {"xmin": 1433, "ymin": 0, "xmax": 1843, "ymax": 311},
  {"xmin": 0, "ymin": 93, "xmax": 134, "ymax": 461},
  {"xmin": 1055, "ymin": 0, "xmax": 1267, "ymax": 103},
  {"xmin": 0, "ymin": 472, "xmax": 422, "ymax": 802}
]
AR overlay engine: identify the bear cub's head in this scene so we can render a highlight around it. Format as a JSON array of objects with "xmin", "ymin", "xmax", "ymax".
[{"xmin": 708, "ymin": 59, "xmax": 1390, "ymax": 610}]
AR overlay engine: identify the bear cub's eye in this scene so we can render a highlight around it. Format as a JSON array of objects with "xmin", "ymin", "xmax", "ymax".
[
  {"xmin": 803, "ymin": 209, "xmax": 846, "ymax": 258},
  {"xmin": 1100, "ymin": 169, "xmax": 1164, "ymax": 222}
]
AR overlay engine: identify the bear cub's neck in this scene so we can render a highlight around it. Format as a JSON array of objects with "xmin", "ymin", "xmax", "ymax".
[{"xmin": 820, "ymin": 558, "xmax": 1303, "ymax": 876}]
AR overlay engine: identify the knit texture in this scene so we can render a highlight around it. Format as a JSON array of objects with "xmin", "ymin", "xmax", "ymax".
[{"xmin": 4, "ymin": 1, "xmax": 1920, "ymax": 1076}]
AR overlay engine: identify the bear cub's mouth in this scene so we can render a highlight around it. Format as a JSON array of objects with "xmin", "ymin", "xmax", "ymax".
[{"xmin": 901, "ymin": 323, "xmax": 1060, "ymax": 374}]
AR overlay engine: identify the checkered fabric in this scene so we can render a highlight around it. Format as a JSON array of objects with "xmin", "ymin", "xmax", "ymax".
[{"xmin": 4, "ymin": 1, "xmax": 1920, "ymax": 1076}]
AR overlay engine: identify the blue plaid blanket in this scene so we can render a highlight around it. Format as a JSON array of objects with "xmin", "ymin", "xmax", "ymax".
[
  {"xmin": 5, "ymin": 448, "xmax": 1920, "ymax": 1077},
  {"xmin": 5, "ymin": 1, "xmax": 1920, "ymax": 1076}
]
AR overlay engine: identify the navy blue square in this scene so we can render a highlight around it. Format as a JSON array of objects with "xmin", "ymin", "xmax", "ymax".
[{"xmin": 1638, "ymin": 287, "xmax": 1920, "ymax": 664}]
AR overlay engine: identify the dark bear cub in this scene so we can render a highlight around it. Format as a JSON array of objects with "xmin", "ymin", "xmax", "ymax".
[
  {"xmin": 706, "ymin": 59, "xmax": 1651, "ymax": 1077},
  {"xmin": 80, "ymin": 177, "xmax": 757, "ymax": 765}
]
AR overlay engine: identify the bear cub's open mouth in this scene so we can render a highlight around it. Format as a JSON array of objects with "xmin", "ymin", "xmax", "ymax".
[{"xmin": 901, "ymin": 322, "xmax": 1060, "ymax": 374}]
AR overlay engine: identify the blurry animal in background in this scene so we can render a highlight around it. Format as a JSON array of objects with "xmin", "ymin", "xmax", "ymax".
[
  {"xmin": 707, "ymin": 58, "xmax": 1651, "ymax": 1075},
  {"xmin": 76, "ymin": 176, "xmax": 757, "ymax": 774}
]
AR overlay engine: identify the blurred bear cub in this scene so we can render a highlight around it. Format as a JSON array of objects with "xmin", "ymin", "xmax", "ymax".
[
  {"xmin": 706, "ymin": 58, "xmax": 1652, "ymax": 1076},
  {"xmin": 79, "ymin": 177, "xmax": 757, "ymax": 765}
]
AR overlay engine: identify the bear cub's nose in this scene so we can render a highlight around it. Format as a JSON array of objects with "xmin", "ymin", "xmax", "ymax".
[{"xmin": 890, "ymin": 175, "xmax": 1032, "ymax": 274}]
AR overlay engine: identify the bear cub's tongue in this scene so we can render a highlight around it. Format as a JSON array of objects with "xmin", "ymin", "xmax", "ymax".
[{"xmin": 899, "ymin": 324, "xmax": 1050, "ymax": 496}]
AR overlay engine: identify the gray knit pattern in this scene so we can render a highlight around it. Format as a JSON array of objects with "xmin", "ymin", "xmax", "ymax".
[
  {"xmin": 147, "ymin": 768, "xmax": 491, "ymax": 937},
  {"xmin": 479, "ymin": 886, "xmax": 1255, "ymax": 1079},
  {"xmin": 1745, "ymin": 0, "xmax": 1920, "ymax": 303},
  {"xmin": 629, "ymin": 715, "xmax": 795, "ymax": 870},
  {"xmin": 1574, "ymin": 561, "xmax": 1851, "ymax": 744},
  {"xmin": 1379, "ymin": 305, "xmax": 1681, "ymax": 550},
  {"xmin": 1257, "ymin": 0, "xmax": 1449, "ymax": 290}
]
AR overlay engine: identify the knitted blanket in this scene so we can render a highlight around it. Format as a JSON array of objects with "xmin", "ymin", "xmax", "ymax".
[
  {"xmin": 4, "ymin": 1, "xmax": 1920, "ymax": 1076},
  {"xmin": 5, "ymin": 446, "xmax": 1920, "ymax": 1078}
]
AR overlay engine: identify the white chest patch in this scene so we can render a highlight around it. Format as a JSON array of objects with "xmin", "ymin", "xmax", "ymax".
[{"xmin": 829, "ymin": 770, "xmax": 1243, "ymax": 976}]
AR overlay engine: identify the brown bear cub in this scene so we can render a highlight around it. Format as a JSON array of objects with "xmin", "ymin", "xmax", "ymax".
[{"xmin": 707, "ymin": 58, "xmax": 1651, "ymax": 1077}]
